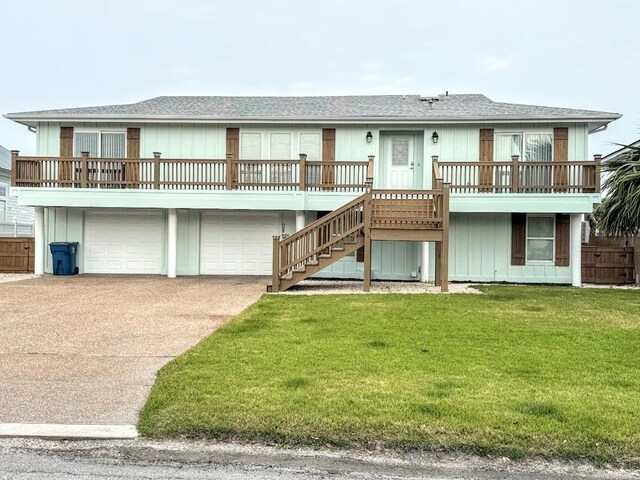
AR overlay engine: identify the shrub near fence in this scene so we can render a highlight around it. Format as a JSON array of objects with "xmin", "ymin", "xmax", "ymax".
[{"xmin": 0, "ymin": 237, "xmax": 35, "ymax": 273}]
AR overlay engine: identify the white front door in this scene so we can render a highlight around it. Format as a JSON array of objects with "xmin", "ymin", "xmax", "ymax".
[{"xmin": 387, "ymin": 135, "xmax": 415, "ymax": 189}]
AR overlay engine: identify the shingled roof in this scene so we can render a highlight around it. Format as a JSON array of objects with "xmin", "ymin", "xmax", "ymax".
[{"xmin": 4, "ymin": 94, "xmax": 621, "ymax": 123}]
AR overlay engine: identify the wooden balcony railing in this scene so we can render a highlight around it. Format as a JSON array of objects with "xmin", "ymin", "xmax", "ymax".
[
  {"xmin": 10, "ymin": 151, "xmax": 375, "ymax": 192},
  {"xmin": 435, "ymin": 155, "xmax": 601, "ymax": 194}
]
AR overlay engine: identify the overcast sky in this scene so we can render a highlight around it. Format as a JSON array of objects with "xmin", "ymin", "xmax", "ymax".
[{"xmin": 1, "ymin": 0, "xmax": 638, "ymax": 156}]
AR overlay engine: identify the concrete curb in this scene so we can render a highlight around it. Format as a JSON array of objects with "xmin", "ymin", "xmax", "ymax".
[{"xmin": 0, "ymin": 423, "xmax": 138, "ymax": 440}]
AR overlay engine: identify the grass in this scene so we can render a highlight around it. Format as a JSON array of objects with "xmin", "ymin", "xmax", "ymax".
[{"xmin": 138, "ymin": 286, "xmax": 640, "ymax": 465}]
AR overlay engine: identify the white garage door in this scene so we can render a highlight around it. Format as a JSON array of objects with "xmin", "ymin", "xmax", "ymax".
[
  {"xmin": 200, "ymin": 211, "xmax": 279, "ymax": 275},
  {"xmin": 84, "ymin": 211, "xmax": 163, "ymax": 274}
]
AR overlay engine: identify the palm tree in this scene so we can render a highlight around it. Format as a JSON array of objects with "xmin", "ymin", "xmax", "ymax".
[{"xmin": 594, "ymin": 145, "xmax": 640, "ymax": 239}]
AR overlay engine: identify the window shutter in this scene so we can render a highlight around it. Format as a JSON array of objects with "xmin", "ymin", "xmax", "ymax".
[
  {"xmin": 553, "ymin": 127, "xmax": 568, "ymax": 190},
  {"xmin": 59, "ymin": 127, "xmax": 74, "ymax": 183},
  {"xmin": 511, "ymin": 213, "xmax": 526, "ymax": 265},
  {"xmin": 226, "ymin": 128, "xmax": 239, "ymax": 159},
  {"xmin": 555, "ymin": 214, "xmax": 570, "ymax": 266},
  {"xmin": 125, "ymin": 128, "xmax": 140, "ymax": 188},
  {"xmin": 322, "ymin": 129, "xmax": 335, "ymax": 162},
  {"xmin": 479, "ymin": 128, "xmax": 494, "ymax": 190}
]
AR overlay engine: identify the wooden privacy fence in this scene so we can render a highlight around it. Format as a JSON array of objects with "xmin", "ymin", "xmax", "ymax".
[
  {"xmin": 581, "ymin": 246, "xmax": 636, "ymax": 285},
  {"xmin": 0, "ymin": 237, "xmax": 35, "ymax": 273}
]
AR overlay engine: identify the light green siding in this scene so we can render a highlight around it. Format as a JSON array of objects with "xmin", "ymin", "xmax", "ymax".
[
  {"xmin": 447, "ymin": 213, "xmax": 572, "ymax": 283},
  {"xmin": 177, "ymin": 209, "xmax": 200, "ymax": 275},
  {"xmin": 43, "ymin": 207, "xmax": 84, "ymax": 273}
]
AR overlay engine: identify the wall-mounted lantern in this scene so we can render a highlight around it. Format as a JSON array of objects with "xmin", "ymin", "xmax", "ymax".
[
  {"xmin": 431, "ymin": 131, "xmax": 439, "ymax": 144},
  {"xmin": 366, "ymin": 131, "xmax": 373, "ymax": 143}
]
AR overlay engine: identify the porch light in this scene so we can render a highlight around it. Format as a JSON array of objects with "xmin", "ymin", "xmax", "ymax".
[
  {"xmin": 366, "ymin": 131, "xmax": 373, "ymax": 143},
  {"xmin": 431, "ymin": 131, "xmax": 439, "ymax": 144}
]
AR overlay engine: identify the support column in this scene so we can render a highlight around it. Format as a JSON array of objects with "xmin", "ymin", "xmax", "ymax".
[
  {"xmin": 167, "ymin": 208, "xmax": 178, "ymax": 279},
  {"xmin": 570, "ymin": 213, "xmax": 582, "ymax": 287},
  {"xmin": 420, "ymin": 242, "xmax": 429, "ymax": 282},
  {"xmin": 34, "ymin": 207, "xmax": 44, "ymax": 275},
  {"xmin": 295, "ymin": 210, "xmax": 306, "ymax": 232}
]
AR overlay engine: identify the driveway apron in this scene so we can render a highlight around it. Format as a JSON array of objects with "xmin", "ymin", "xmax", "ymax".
[{"xmin": 0, "ymin": 275, "xmax": 265, "ymax": 425}]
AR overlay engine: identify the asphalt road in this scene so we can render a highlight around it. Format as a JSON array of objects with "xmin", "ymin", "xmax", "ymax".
[{"xmin": 1, "ymin": 439, "xmax": 639, "ymax": 480}]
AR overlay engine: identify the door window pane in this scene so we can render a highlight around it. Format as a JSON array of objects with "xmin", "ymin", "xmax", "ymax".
[
  {"xmin": 494, "ymin": 134, "xmax": 522, "ymax": 161},
  {"xmin": 391, "ymin": 138, "xmax": 409, "ymax": 165},
  {"xmin": 74, "ymin": 132, "xmax": 99, "ymax": 157},
  {"xmin": 101, "ymin": 133, "xmax": 125, "ymax": 158},
  {"xmin": 524, "ymin": 134, "xmax": 552, "ymax": 162}
]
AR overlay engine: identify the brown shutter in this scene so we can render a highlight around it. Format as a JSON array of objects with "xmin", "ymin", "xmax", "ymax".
[
  {"xmin": 125, "ymin": 128, "xmax": 140, "ymax": 188},
  {"xmin": 59, "ymin": 127, "xmax": 74, "ymax": 184},
  {"xmin": 511, "ymin": 213, "xmax": 526, "ymax": 266},
  {"xmin": 555, "ymin": 214, "xmax": 570, "ymax": 266},
  {"xmin": 321, "ymin": 128, "xmax": 335, "ymax": 188},
  {"xmin": 226, "ymin": 128, "xmax": 239, "ymax": 159},
  {"xmin": 479, "ymin": 128, "xmax": 494, "ymax": 191},
  {"xmin": 553, "ymin": 127, "xmax": 568, "ymax": 191}
]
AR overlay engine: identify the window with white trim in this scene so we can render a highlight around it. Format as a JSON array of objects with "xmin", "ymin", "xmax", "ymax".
[
  {"xmin": 526, "ymin": 215, "xmax": 555, "ymax": 263},
  {"xmin": 239, "ymin": 132, "xmax": 263, "ymax": 184},
  {"xmin": 74, "ymin": 131, "xmax": 126, "ymax": 158},
  {"xmin": 495, "ymin": 132, "xmax": 553, "ymax": 189},
  {"xmin": 0, "ymin": 183, "xmax": 6, "ymax": 197}
]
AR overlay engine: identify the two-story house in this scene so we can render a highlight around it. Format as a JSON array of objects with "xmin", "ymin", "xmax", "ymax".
[{"xmin": 4, "ymin": 94, "xmax": 619, "ymax": 291}]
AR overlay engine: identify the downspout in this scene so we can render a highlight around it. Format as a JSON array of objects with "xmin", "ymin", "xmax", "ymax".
[{"xmin": 27, "ymin": 126, "xmax": 37, "ymax": 133}]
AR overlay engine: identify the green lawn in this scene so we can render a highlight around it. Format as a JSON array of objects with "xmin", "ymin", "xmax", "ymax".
[{"xmin": 139, "ymin": 286, "xmax": 640, "ymax": 465}]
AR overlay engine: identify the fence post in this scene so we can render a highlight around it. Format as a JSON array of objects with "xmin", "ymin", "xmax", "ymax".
[
  {"xmin": 367, "ymin": 155, "xmax": 375, "ymax": 185},
  {"xmin": 81, "ymin": 151, "xmax": 89, "ymax": 188},
  {"xmin": 299, "ymin": 154, "xmax": 307, "ymax": 191},
  {"xmin": 511, "ymin": 155, "xmax": 519, "ymax": 193},
  {"xmin": 271, "ymin": 235, "xmax": 281, "ymax": 293},
  {"xmin": 153, "ymin": 152, "xmax": 161, "ymax": 189},
  {"xmin": 593, "ymin": 154, "xmax": 602, "ymax": 193},
  {"xmin": 10, "ymin": 150, "xmax": 19, "ymax": 186}
]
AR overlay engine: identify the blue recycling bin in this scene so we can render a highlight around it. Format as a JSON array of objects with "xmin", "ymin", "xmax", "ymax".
[{"xmin": 49, "ymin": 242, "xmax": 79, "ymax": 276}]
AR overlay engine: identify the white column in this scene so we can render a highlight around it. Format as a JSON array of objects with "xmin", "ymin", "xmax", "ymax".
[
  {"xmin": 570, "ymin": 214, "xmax": 582, "ymax": 287},
  {"xmin": 295, "ymin": 210, "xmax": 306, "ymax": 232},
  {"xmin": 167, "ymin": 208, "xmax": 178, "ymax": 279},
  {"xmin": 34, "ymin": 207, "xmax": 45, "ymax": 275},
  {"xmin": 420, "ymin": 242, "xmax": 429, "ymax": 282}
]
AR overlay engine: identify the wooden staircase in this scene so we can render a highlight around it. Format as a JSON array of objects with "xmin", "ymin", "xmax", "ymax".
[
  {"xmin": 270, "ymin": 186, "xmax": 451, "ymax": 293},
  {"xmin": 270, "ymin": 194, "xmax": 367, "ymax": 292}
]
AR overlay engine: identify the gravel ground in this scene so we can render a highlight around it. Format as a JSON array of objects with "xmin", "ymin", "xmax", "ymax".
[
  {"xmin": 581, "ymin": 283, "xmax": 640, "ymax": 290},
  {"xmin": 279, "ymin": 280, "xmax": 482, "ymax": 295},
  {"xmin": 0, "ymin": 273, "xmax": 40, "ymax": 283}
]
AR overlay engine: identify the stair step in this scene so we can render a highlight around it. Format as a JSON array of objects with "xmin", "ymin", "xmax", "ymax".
[
  {"xmin": 293, "ymin": 266, "xmax": 306, "ymax": 273},
  {"xmin": 319, "ymin": 253, "xmax": 332, "ymax": 259},
  {"xmin": 331, "ymin": 247, "xmax": 345, "ymax": 252},
  {"xmin": 306, "ymin": 260, "xmax": 319, "ymax": 266},
  {"xmin": 280, "ymin": 273, "xmax": 293, "ymax": 281}
]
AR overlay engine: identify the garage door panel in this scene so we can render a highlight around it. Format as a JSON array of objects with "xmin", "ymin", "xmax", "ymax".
[
  {"xmin": 85, "ymin": 211, "xmax": 163, "ymax": 274},
  {"xmin": 200, "ymin": 211, "xmax": 278, "ymax": 276}
]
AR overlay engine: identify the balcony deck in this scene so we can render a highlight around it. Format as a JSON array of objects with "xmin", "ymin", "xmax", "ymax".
[{"xmin": 11, "ymin": 152, "xmax": 601, "ymax": 195}]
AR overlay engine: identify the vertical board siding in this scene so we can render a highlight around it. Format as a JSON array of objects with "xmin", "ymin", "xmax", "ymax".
[{"xmin": 449, "ymin": 213, "xmax": 571, "ymax": 283}]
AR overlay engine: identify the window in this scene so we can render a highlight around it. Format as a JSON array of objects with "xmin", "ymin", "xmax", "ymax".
[
  {"xmin": 0, "ymin": 184, "xmax": 6, "ymax": 197},
  {"xmin": 526, "ymin": 215, "xmax": 555, "ymax": 263},
  {"xmin": 495, "ymin": 133, "xmax": 553, "ymax": 190},
  {"xmin": 299, "ymin": 132, "xmax": 322, "ymax": 185},
  {"xmin": 74, "ymin": 131, "xmax": 126, "ymax": 158},
  {"xmin": 269, "ymin": 133, "xmax": 293, "ymax": 184},
  {"xmin": 239, "ymin": 132, "xmax": 263, "ymax": 184}
]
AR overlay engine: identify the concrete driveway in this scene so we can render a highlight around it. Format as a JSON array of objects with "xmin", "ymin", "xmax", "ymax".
[{"xmin": 0, "ymin": 275, "xmax": 265, "ymax": 426}]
